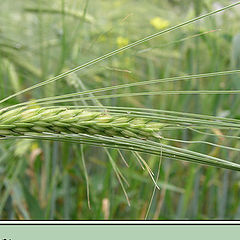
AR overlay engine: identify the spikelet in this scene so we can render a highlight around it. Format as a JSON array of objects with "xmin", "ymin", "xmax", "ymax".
[{"xmin": 0, "ymin": 107, "xmax": 166, "ymax": 139}]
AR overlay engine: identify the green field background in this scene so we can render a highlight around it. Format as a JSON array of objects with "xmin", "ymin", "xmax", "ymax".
[{"xmin": 0, "ymin": 0, "xmax": 240, "ymax": 220}]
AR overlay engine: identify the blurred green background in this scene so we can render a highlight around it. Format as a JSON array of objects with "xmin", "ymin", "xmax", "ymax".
[{"xmin": 0, "ymin": 0, "xmax": 240, "ymax": 220}]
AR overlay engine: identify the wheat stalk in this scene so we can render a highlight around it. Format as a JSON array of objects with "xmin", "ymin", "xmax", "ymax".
[{"xmin": 0, "ymin": 107, "xmax": 166, "ymax": 139}]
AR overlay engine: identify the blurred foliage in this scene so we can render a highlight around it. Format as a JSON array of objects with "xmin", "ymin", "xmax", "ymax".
[{"xmin": 0, "ymin": 0, "xmax": 240, "ymax": 220}]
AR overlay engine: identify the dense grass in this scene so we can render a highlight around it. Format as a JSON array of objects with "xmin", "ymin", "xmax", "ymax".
[{"xmin": 0, "ymin": 0, "xmax": 240, "ymax": 220}]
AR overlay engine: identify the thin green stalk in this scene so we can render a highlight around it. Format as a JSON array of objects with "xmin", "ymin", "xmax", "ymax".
[
  {"xmin": 6, "ymin": 68, "xmax": 240, "ymax": 109},
  {"xmin": 1, "ymin": 1, "xmax": 240, "ymax": 104}
]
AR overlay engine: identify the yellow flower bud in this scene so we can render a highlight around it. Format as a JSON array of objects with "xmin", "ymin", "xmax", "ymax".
[
  {"xmin": 150, "ymin": 17, "xmax": 169, "ymax": 30},
  {"xmin": 117, "ymin": 36, "xmax": 129, "ymax": 48}
]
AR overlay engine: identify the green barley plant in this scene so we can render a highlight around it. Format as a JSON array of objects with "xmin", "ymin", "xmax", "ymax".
[{"xmin": 0, "ymin": 0, "xmax": 240, "ymax": 219}]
